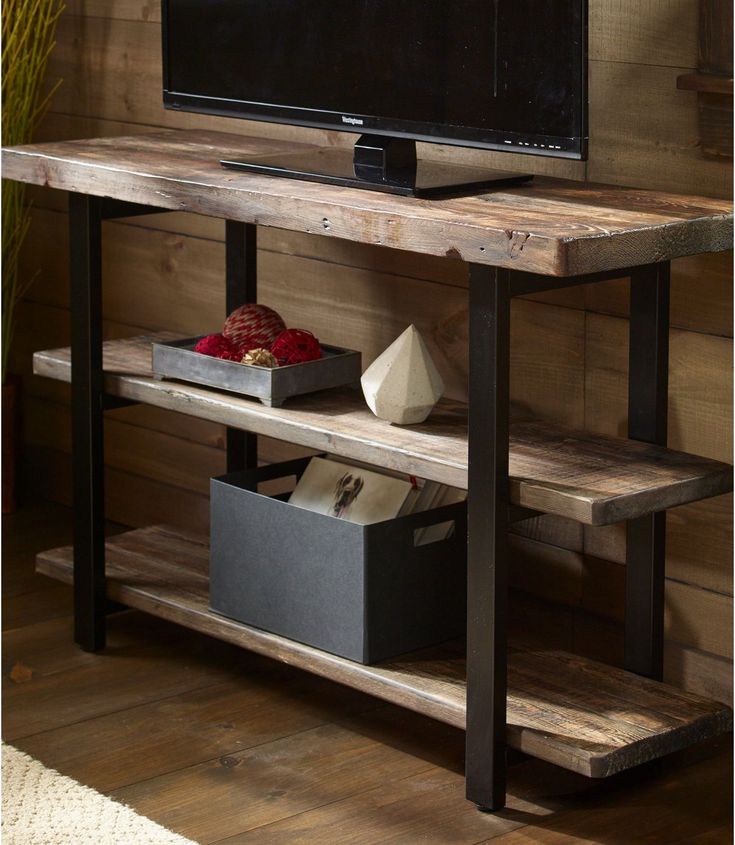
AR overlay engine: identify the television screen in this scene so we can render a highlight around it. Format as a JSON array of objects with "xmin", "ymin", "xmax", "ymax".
[{"xmin": 163, "ymin": 0, "xmax": 588, "ymax": 160}]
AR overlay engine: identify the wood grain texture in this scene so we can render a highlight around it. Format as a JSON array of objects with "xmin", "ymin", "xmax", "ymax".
[
  {"xmin": 508, "ymin": 535, "xmax": 733, "ymax": 661},
  {"xmin": 13, "ymin": 205, "xmax": 729, "ymax": 593},
  {"xmin": 14, "ymin": 672, "xmax": 380, "ymax": 794},
  {"xmin": 5, "ymin": 2, "xmax": 734, "ymax": 828},
  {"xmin": 217, "ymin": 757, "xmax": 732, "ymax": 845},
  {"xmin": 587, "ymin": 61, "xmax": 733, "ymax": 197},
  {"xmin": 584, "ymin": 251, "xmax": 733, "ymax": 337},
  {"xmin": 35, "ymin": 525, "xmax": 733, "ymax": 780},
  {"xmin": 590, "ymin": 0, "xmax": 698, "ymax": 68},
  {"xmin": 24, "ymin": 396, "xmax": 220, "ymax": 496},
  {"xmin": 585, "ymin": 312, "xmax": 733, "ymax": 464},
  {"xmin": 32, "ymin": 335, "xmax": 733, "ymax": 525},
  {"xmin": 472, "ymin": 751, "xmax": 731, "ymax": 845},
  {"xmin": 3, "ymin": 130, "xmax": 732, "ymax": 277},
  {"xmin": 584, "ymin": 494, "xmax": 733, "ymax": 597},
  {"xmin": 15, "ymin": 207, "xmax": 587, "ymax": 410},
  {"xmin": 700, "ymin": 0, "xmax": 734, "ymax": 77},
  {"xmin": 8, "ymin": 0, "xmax": 733, "ymax": 723},
  {"xmin": 63, "ymin": 0, "xmax": 161, "ymax": 22},
  {"xmin": 108, "ymin": 715, "xmax": 463, "ymax": 844},
  {"xmin": 25, "ymin": 443, "xmax": 212, "ymax": 535},
  {"xmin": 689, "ymin": 0, "xmax": 734, "ymax": 161},
  {"xmin": 21, "ymin": 109, "xmax": 580, "ymax": 312},
  {"xmin": 698, "ymin": 92, "xmax": 733, "ymax": 161},
  {"xmin": 21, "ymin": 201, "xmax": 470, "ymax": 302},
  {"xmin": 4, "ymin": 502, "xmax": 732, "ymax": 845},
  {"xmin": 62, "ymin": 0, "xmax": 700, "ymax": 70},
  {"xmin": 3, "ymin": 612, "xmax": 254, "ymax": 740},
  {"xmin": 678, "ymin": 73, "xmax": 734, "ymax": 96}
]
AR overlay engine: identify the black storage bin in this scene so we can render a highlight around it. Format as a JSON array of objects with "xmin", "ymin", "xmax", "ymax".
[{"xmin": 209, "ymin": 458, "xmax": 467, "ymax": 664}]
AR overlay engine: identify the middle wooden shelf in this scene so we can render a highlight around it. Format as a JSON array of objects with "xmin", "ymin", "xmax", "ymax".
[{"xmin": 33, "ymin": 333, "xmax": 733, "ymax": 526}]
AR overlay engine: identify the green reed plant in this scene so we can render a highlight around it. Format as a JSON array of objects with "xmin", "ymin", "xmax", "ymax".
[{"xmin": 2, "ymin": 0, "xmax": 64, "ymax": 383}]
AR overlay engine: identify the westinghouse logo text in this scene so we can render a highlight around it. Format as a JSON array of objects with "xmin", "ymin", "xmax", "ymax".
[{"xmin": 341, "ymin": 116, "xmax": 364, "ymax": 126}]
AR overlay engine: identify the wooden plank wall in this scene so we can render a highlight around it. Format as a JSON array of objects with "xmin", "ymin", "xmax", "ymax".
[{"xmin": 12, "ymin": 1, "xmax": 733, "ymax": 703}]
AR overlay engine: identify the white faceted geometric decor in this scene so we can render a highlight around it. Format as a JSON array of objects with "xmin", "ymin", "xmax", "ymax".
[{"xmin": 361, "ymin": 325, "xmax": 445, "ymax": 425}]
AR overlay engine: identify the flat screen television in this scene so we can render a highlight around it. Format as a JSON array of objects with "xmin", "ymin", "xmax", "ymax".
[{"xmin": 163, "ymin": 1, "xmax": 588, "ymax": 197}]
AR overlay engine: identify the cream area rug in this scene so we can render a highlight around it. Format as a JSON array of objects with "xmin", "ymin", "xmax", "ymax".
[{"xmin": 2, "ymin": 744, "xmax": 198, "ymax": 845}]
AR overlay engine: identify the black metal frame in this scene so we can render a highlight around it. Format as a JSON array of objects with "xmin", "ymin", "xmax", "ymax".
[
  {"xmin": 463, "ymin": 262, "xmax": 670, "ymax": 809},
  {"xmin": 625, "ymin": 263, "xmax": 670, "ymax": 680},
  {"xmin": 69, "ymin": 200, "xmax": 259, "ymax": 650},
  {"xmin": 225, "ymin": 221, "xmax": 258, "ymax": 473},
  {"xmin": 68, "ymin": 192, "xmax": 670, "ymax": 810},
  {"xmin": 466, "ymin": 266, "xmax": 511, "ymax": 810},
  {"xmin": 70, "ymin": 194, "xmax": 105, "ymax": 651}
]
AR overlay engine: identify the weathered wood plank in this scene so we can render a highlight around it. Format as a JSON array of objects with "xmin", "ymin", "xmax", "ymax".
[
  {"xmin": 470, "ymin": 750, "xmax": 731, "ymax": 845},
  {"xmin": 32, "ymin": 335, "xmax": 733, "ymax": 525},
  {"xmin": 35, "ymin": 527, "xmax": 733, "ymax": 779},
  {"xmin": 106, "ymin": 715, "xmax": 461, "ymax": 844},
  {"xmin": 17, "ymin": 208, "xmax": 588, "ymax": 411},
  {"xmin": 63, "ymin": 0, "xmax": 700, "ymax": 68},
  {"xmin": 2, "ymin": 610, "xmax": 255, "ymax": 739},
  {"xmin": 3, "ymin": 130, "xmax": 732, "ymax": 277},
  {"xmin": 24, "ymin": 188, "xmax": 474, "ymax": 291},
  {"xmin": 678, "ymin": 73, "xmax": 734, "ymax": 96},
  {"xmin": 6, "ymin": 501, "xmax": 732, "ymax": 845},
  {"xmin": 63, "ymin": 0, "xmax": 161, "ymax": 22},
  {"xmin": 24, "ymin": 395, "xmax": 223, "ymax": 496},
  {"xmin": 700, "ymin": 0, "xmax": 734, "ymax": 77},
  {"xmin": 508, "ymin": 535, "xmax": 734, "ymax": 661},
  {"xmin": 25, "ymin": 443, "xmax": 212, "ymax": 535},
  {"xmin": 589, "ymin": 0, "xmax": 699, "ymax": 68},
  {"xmin": 25, "ymin": 115, "xmax": 579, "ymax": 314},
  {"xmin": 206, "ymin": 755, "xmax": 732, "ymax": 845},
  {"xmin": 584, "ymin": 494, "xmax": 733, "ymax": 597},
  {"xmin": 588, "ymin": 62, "xmax": 733, "ymax": 198},
  {"xmin": 509, "ymin": 587, "xmax": 733, "ymax": 708},
  {"xmin": 13, "ymin": 672, "xmax": 380, "ymax": 794},
  {"xmin": 584, "ymin": 251, "xmax": 733, "ymax": 338},
  {"xmin": 585, "ymin": 312, "xmax": 733, "ymax": 464}
]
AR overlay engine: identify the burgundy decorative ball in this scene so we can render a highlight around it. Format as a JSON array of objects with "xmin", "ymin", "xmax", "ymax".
[
  {"xmin": 194, "ymin": 333, "xmax": 241, "ymax": 361},
  {"xmin": 270, "ymin": 329, "xmax": 322, "ymax": 366},
  {"xmin": 223, "ymin": 304, "xmax": 286, "ymax": 349}
]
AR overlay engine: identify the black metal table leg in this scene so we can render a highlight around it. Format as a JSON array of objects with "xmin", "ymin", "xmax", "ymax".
[
  {"xmin": 625, "ymin": 262, "xmax": 670, "ymax": 680},
  {"xmin": 225, "ymin": 221, "xmax": 258, "ymax": 472},
  {"xmin": 466, "ymin": 265, "xmax": 512, "ymax": 810},
  {"xmin": 70, "ymin": 194, "xmax": 106, "ymax": 652}
]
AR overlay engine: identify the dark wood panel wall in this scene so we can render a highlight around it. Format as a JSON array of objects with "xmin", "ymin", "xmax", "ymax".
[{"xmin": 13, "ymin": 1, "xmax": 733, "ymax": 702}]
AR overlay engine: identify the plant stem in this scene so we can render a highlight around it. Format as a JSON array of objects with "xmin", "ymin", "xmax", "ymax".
[{"xmin": 2, "ymin": 0, "xmax": 65, "ymax": 384}]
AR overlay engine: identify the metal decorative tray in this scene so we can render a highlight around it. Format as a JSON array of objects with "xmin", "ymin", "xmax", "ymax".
[{"xmin": 152, "ymin": 336, "xmax": 362, "ymax": 407}]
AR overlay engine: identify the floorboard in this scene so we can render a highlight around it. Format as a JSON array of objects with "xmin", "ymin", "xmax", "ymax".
[{"xmin": 2, "ymin": 502, "xmax": 732, "ymax": 844}]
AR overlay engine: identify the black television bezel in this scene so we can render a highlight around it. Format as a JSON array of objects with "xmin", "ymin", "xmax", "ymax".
[{"xmin": 161, "ymin": 0, "xmax": 589, "ymax": 162}]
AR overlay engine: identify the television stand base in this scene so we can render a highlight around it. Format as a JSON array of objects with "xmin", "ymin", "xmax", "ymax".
[{"xmin": 221, "ymin": 135, "xmax": 533, "ymax": 198}]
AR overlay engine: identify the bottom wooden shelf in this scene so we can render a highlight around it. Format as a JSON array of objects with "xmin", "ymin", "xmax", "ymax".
[{"xmin": 37, "ymin": 525, "xmax": 732, "ymax": 780}]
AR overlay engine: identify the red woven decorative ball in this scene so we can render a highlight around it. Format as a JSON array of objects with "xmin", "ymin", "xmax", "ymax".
[
  {"xmin": 270, "ymin": 329, "xmax": 322, "ymax": 366},
  {"xmin": 194, "ymin": 333, "xmax": 242, "ymax": 361},
  {"xmin": 223, "ymin": 304, "xmax": 286, "ymax": 349}
]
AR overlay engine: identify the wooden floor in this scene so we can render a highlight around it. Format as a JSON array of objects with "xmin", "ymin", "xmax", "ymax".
[{"xmin": 3, "ymin": 502, "xmax": 733, "ymax": 845}]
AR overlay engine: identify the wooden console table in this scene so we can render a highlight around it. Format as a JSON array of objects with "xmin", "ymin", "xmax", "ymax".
[{"xmin": 3, "ymin": 129, "xmax": 733, "ymax": 811}]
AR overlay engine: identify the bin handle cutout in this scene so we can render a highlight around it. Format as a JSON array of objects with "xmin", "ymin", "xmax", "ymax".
[{"xmin": 413, "ymin": 520, "xmax": 456, "ymax": 547}]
